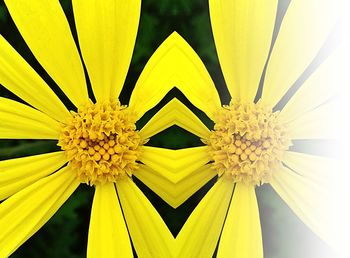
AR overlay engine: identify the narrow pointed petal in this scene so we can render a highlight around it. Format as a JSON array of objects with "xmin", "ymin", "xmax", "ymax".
[
  {"xmin": 176, "ymin": 178, "xmax": 234, "ymax": 258},
  {"xmin": 217, "ymin": 184, "xmax": 263, "ymax": 258},
  {"xmin": 0, "ymin": 97, "xmax": 61, "ymax": 139},
  {"xmin": 280, "ymin": 43, "xmax": 347, "ymax": 122},
  {"xmin": 87, "ymin": 183, "xmax": 133, "ymax": 258},
  {"xmin": 129, "ymin": 32, "xmax": 221, "ymax": 120},
  {"xmin": 133, "ymin": 164, "xmax": 216, "ymax": 208},
  {"xmin": 283, "ymin": 151, "xmax": 336, "ymax": 184},
  {"xmin": 287, "ymin": 101, "xmax": 336, "ymax": 139},
  {"xmin": 209, "ymin": 0, "xmax": 277, "ymax": 101},
  {"xmin": 262, "ymin": 0, "xmax": 339, "ymax": 106},
  {"xmin": 4, "ymin": 0, "xmax": 88, "ymax": 107},
  {"xmin": 0, "ymin": 152, "xmax": 67, "ymax": 200},
  {"xmin": 0, "ymin": 36, "xmax": 69, "ymax": 122},
  {"xmin": 140, "ymin": 98, "xmax": 210, "ymax": 139},
  {"xmin": 140, "ymin": 146, "xmax": 210, "ymax": 183},
  {"xmin": 0, "ymin": 167, "xmax": 79, "ymax": 258},
  {"xmin": 73, "ymin": 0, "xmax": 140, "ymax": 102},
  {"xmin": 270, "ymin": 166, "xmax": 334, "ymax": 247},
  {"xmin": 116, "ymin": 177, "xmax": 175, "ymax": 257}
]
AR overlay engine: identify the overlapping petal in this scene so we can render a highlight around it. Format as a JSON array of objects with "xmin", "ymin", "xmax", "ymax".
[
  {"xmin": 0, "ymin": 36, "xmax": 69, "ymax": 122},
  {"xmin": 129, "ymin": 32, "xmax": 221, "ymax": 121},
  {"xmin": 209, "ymin": 0, "xmax": 277, "ymax": 101},
  {"xmin": 270, "ymin": 166, "xmax": 335, "ymax": 248},
  {"xmin": 176, "ymin": 178, "xmax": 234, "ymax": 257},
  {"xmin": 87, "ymin": 183, "xmax": 133, "ymax": 258},
  {"xmin": 133, "ymin": 164, "xmax": 216, "ymax": 208},
  {"xmin": 4, "ymin": 0, "xmax": 88, "ymax": 107},
  {"xmin": 116, "ymin": 177, "xmax": 175, "ymax": 257},
  {"xmin": 0, "ymin": 167, "xmax": 79, "ymax": 257},
  {"xmin": 280, "ymin": 43, "xmax": 346, "ymax": 122},
  {"xmin": 0, "ymin": 152, "xmax": 67, "ymax": 200},
  {"xmin": 140, "ymin": 146, "xmax": 210, "ymax": 183},
  {"xmin": 0, "ymin": 97, "xmax": 61, "ymax": 139},
  {"xmin": 262, "ymin": 0, "xmax": 340, "ymax": 106},
  {"xmin": 217, "ymin": 184, "xmax": 263, "ymax": 258},
  {"xmin": 283, "ymin": 151, "xmax": 336, "ymax": 184},
  {"xmin": 140, "ymin": 98, "xmax": 210, "ymax": 139},
  {"xmin": 287, "ymin": 101, "xmax": 337, "ymax": 139},
  {"xmin": 73, "ymin": 0, "xmax": 141, "ymax": 101}
]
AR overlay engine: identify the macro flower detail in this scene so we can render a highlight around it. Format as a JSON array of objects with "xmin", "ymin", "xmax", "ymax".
[
  {"xmin": 0, "ymin": 1, "xmax": 178, "ymax": 257},
  {"xmin": 141, "ymin": 0, "xmax": 342, "ymax": 256},
  {"xmin": 58, "ymin": 101, "xmax": 143, "ymax": 185},
  {"xmin": 207, "ymin": 101, "xmax": 290, "ymax": 185}
]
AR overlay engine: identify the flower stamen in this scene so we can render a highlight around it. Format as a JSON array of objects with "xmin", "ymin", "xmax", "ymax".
[
  {"xmin": 206, "ymin": 100, "xmax": 291, "ymax": 186},
  {"xmin": 58, "ymin": 101, "xmax": 143, "ymax": 185}
]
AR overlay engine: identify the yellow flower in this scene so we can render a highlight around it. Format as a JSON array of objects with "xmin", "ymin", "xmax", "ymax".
[
  {"xmin": 137, "ymin": 1, "xmax": 342, "ymax": 257},
  {"xmin": 0, "ymin": 1, "xmax": 176, "ymax": 257}
]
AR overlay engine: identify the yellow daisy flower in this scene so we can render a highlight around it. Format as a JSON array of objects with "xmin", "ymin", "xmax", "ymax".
[
  {"xmin": 0, "ymin": 1, "xmax": 177, "ymax": 257},
  {"xmin": 134, "ymin": 1, "xmax": 342, "ymax": 257}
]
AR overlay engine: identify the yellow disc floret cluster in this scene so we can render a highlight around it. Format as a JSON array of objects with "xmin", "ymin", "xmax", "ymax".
[
  {"xmin": 58, "ymin": 101, "xmax": 143, "ymax": 185},
  {"xmin": 206, "ymin": 101, "xmax": 291, "ymax": 186}
]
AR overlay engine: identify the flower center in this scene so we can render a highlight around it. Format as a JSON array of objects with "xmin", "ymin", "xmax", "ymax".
[
  {"xmin": 58, "ymin": 101, "xmax": 143, "ymax": 185},
  {"xmin": 206, "ymin": 101, "xmax": 291, "ymax": 186}
]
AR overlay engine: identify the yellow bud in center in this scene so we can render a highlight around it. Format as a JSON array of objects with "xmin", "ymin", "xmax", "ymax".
[
  {"xmin": 206, "ymin": 100, "xmax": 291, "ymax": 186},
  {"xmin": 58, "ymin": 101, "xmax": 144, "ymax": 185}
]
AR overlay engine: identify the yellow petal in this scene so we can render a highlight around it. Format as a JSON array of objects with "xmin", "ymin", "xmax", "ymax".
[
  {"xmin": 0, "ymin": 36, "xmax": 69, "ymax": 122},
  {"xmin": 116, "ymin": 177, "xmax": 175, "ymax": 257},
  {"xmin": 217, "ymin": 184, "xmax": 263, "ymax": 258},
  {"xmin": 262, "ymin": 0, "xmax": 340, "ymax": 106},
  {"xmin": 176, "ymin": 178, "xmax": 234, "ymax": 258},
  {"xmin": 0, "ymin": 97, "xmax": 61, "ymax": 139},
  {"xmin": 140, "ymin": 98, "xmax": 210, "ymax": 139},
  {"xmin": 0, "ymin": 166, "xmax": 79, "ymax": 257},
  {"xmin": 283, "ymin": 151, "xmax": 336, "ymax": 184},
  {"xmin": 4, "ymin": 0, "xmax": 88, "ymax": 107},
  {"xmin": 133, "ymin": 164, "xmax": 216, "ymax": 208},
  {"xmin": 87, "ymin": 183, "xmax": 133, "ymax": 258},
  {"xmin": 140, "ymin": 146, "xmax": 210, "ymax": 183},
  {"xmin": 0, "ymin": 151, "xmax": 67, "ymax": 200},
  {"xmin": 270, "ymin": 166, "xmax": 334, "ymax": 248},
  {"xmin": 209, "ymin": 0, "xmax": 277, "ymax": 101},
  {"xmin": 129, "ymin": 32, "xmax": 221, "ymax": 120},
  {"xmin": 287, "ymin": 101, "xmax": 336, "ymax": 139},
  {"xmin": 72, "ymin": 0, "xmax": 140, "ymax": 102},
  {"xmin": 280, "ymin": 43, "xmax": 347, "ymax": 122}
]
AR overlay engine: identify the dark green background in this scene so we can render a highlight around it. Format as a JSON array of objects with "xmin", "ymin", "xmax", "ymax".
[{"xmin": 0, "ymin": 0, "xmax": 337, "ymax": 257}]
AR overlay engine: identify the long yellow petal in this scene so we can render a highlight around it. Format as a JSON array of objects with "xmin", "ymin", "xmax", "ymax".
[
  {"xmin": 283, "ymin": 151, "xmax": 336, "ymax": 184},
  {"xmin": 262, "ymin": 0, "xmax": 339, "ymax": 106},
  {"xmin": 0, "ymin": 36, "xmax": 69, "ymax": 122},
  {"xmin": 129, "ymin": 32, "xmax": 221, "ymax": 120},
  {"xmin": 0, "ymin": 166, "xmax": 79, "ymax": 257},
  {"xmin": 87, "ymin": 183, "xmax": 133, "ymax": 258},
  {"xmin": 217, "ymin": 184, "xmax": 263, "ymax": 258},
  {"xmin": 270, "ymin": 166, "xmax": 334, "ymax": 248},
  {"xmin": 133, "ymin": 164, "xmax": 216, "ymax": 208},
  {"xmin": 176, "ymin": 178, "xmax": 234, "ymax": 258},
  {"xmin": 280, "ymin": 43, "xmax": 346, "ymax": 122},
  {"xmin": 287, "ymin": 101, "xmax": 336, "ymax": 139},
  {"xmin": 116, "ymin": 177, "xmax": 175, "ymax": 258},
  {"xmin": 0, "ymin": 97, "xmax": 61, "ymax": 139},
  {"xmin": 4, "ymin": 0, "xmax": 88, "ymax": 107},
  {"xmin": 72, "ymin": 0, "xmax": 140, "ymax": 102},
  {"xmin": 140, "ymin": 98, "xmax": 210, "ymax": 139},
  {"xmin": 0, "ymin": 151, "xmax": 67, "ymax": 200},
  {"xmin": 209, "ymin": 0, "xmax": 277, "ymax": 101},
  {"xmin": 140, "ymin": 146, "xmax": 210, "ymax": 183}
]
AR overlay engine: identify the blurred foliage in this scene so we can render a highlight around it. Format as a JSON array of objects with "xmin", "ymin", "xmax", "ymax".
[{"xmin": 0, "ymin": 0, "xmax": 336, "ymax": 257}]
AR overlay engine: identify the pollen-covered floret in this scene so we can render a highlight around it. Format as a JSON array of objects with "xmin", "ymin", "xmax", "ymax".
[
  {"xmin": 58, "ymin": 101, "xmax": 144, "ymax": 185},
  {"xmin": 205, "ymin": 100, "xmax": 291, "ymax": 186}
]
